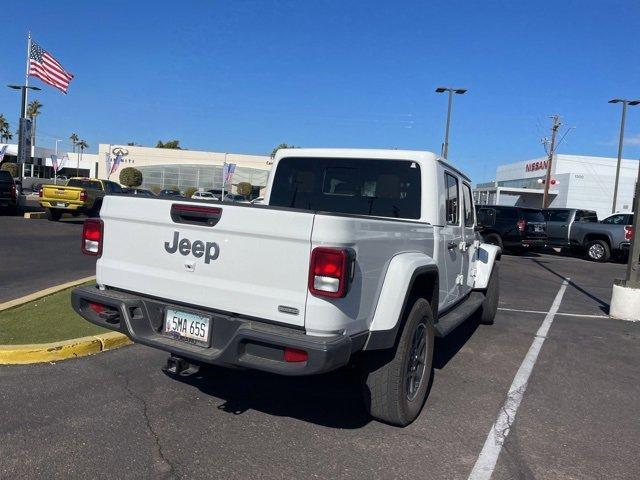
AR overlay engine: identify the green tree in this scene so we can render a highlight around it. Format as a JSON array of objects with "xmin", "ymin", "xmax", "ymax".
[
  {"xmin": 69, "ymin": 132, "xmax": 79, "ymax": 153},
  {"xmin": 156, "ymin": 140, "xmax": 182, "ymax": 149},
  {"xmin": 0, "ymin": 115, "xmax": 12, "ymax": 143},
  {"xmin": 119, "ymin": 167, "xmax": 143, "ymax": 187},
  {"xmin": 1, "ymin": 163, "xmax": 19, "ymax": 177},
  {"xmin": 76, "ymin": 139, "xmax": 88, "ymax": 176},
  {"xmin": 26, "ymin": 100, "xmax": 43, "ymax": 148},
  {"xmin": 270, "ymin": 143, "xmax": 298, "ymax": 158}
]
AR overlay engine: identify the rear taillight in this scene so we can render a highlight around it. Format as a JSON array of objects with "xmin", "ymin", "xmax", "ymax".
[
  {"xmin": 284, "ymin": 347, "xmax": 308, "ymax": 363},
  {"xmin": 38, "ymin": 187, "xmax": 43, "ymax": 198},
  {"xmin": 308, "ymin": 247, "xmax": 352, "ymax": 298},
  {"xmin": 89, "ymin": 302, "xmax": 105, "ymax": 314},
  {"xmin": 517, "ymin": 219, "xmax": 526, "ymax": 232},
  {"xmin": 625, "ymin": 225, "xmax": 634, "ymax": 241},
  {"xmin": 10, "ymin": 184, "xmax": 16, "ymax": 198},
  {"xmin": 79, "ymin": 190, "xmax": 88, "ymax": 202},
  {"xmin": 82, "ymin": 218, "xmax": 103, "ymax": 256}
]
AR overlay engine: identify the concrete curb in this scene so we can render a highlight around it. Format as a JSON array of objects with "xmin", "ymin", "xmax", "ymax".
[
  {"xmin": 0, "ymin": 276, "xmax": 96, "ymax": 312},
  {"xmin": 24, "ymin": 211, "xmax": 47, "ymax": 219},
  {"xmin": 0, "ymin": 277, "xmax": 132, "ymax": 365},
  {"xmin": 0, "ymin": 332, "xmax": 132, "ymax": 365}
]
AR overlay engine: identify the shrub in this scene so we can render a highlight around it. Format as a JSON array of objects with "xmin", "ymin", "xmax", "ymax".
[
  {"xmin": 119, "ymin": 167, "xmax": 143, "ymax": 187},
  {"xmin": 185, "ymin": 187, "xmax": 198, "ymax": 198},
  {"xmin": 1, "ymin": 163, "xmax": 19, "ymax": 178},
  {"xmin": 236, "ymin": 182, "xmax": 252, "ymax": 196}
]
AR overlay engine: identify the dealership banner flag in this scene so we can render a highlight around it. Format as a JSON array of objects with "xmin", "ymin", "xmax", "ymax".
[
  {"xmin": 223, "ymin": 163, "xmax": 237, "ymax": 184},
  {"xmin": 110, "ymin": 153, "xmax": 123, "ymax": 176},
  {"xmin": 50, "ymin": 154, "xmax": 58, "ymax": 172},
  {"xmin": 0, "ymin": 145, "xmax": 7, "ymax": 163}
]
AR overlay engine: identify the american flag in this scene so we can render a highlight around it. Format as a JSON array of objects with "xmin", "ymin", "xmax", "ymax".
[{"xmin": 29, "ymin": 41, "xmax": 74, "ymax": 94}]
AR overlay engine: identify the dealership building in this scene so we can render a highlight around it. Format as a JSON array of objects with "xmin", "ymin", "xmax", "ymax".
[{"xmin": 474, "ymin": 154, "xmax": 639, "ymax": 219}]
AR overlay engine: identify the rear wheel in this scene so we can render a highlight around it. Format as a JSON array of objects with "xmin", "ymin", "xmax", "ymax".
[
  {"xmin": 361, "ymin": 298, "xmax": 435, "ymax": 427},
  {"xmin": 47, "ymin": 208, "xmax": 63, "ymax": 221},
  {"xmin": 585, "ymin": 240, "xmax": 610, "ymax": 262},
  {"xmin": 483, "ymin": 233, "xmax": 503, "ymax": 251},
  {"xmin": 478, "ymin": 263, "xmax": 499, "ymax": 325}
]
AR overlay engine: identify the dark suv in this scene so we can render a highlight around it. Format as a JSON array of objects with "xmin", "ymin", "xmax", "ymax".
[
  {"xmin": 0, "ymin": 170, "xmax": 18, "ymax": 214},
  {"xmin": 477, "ymin": 205, "xmax": 547, "ymax": 252}
]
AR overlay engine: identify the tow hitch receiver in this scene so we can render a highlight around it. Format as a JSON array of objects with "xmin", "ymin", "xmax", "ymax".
[{"xmin": 163, "ymin": 355, "xmax": 199, "ymax": 376}]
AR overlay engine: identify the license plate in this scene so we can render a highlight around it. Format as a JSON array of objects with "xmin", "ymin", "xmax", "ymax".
[
  {"xmin": 55, "ymin": 202, "xmax": 67, "ymax": 207},
  {"xmin": 164, "ymin": 308, "xmax": 211, "ymax": 346}
]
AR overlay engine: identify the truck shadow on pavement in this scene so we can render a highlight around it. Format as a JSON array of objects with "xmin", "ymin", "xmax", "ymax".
[{"xmin": 165, "ymin": 316, "xmax": 481, "ymax": 428}]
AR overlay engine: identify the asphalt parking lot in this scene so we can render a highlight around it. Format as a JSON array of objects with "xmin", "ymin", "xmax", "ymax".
[
  {"xmin": 1, "ymin": 223, "xmax": 638, "ymax": 479},
  {"xmin": 0, "ymin": 215, "xmax": 96, "ymax": 302}
]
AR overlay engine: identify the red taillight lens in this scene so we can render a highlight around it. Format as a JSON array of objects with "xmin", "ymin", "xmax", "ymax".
[
  {"xmin": 89, "ymin": 302, "xmax": 105, "ymax": 314},
  {"xmin": 38, "ymin": 187, "xmax": 43, "ymax": 198},
  {"xmin": 79, "ymin": 190, "xmax": 88, "ymax": 202},
  {"xmin": 517, "ymin": 219, "xmax": 526, "ymax": 232},
  {"xmin": 284, "ymin": 347, "xmax": 308, "ymax": 363},
  {"xmin": 82, "ymin": 218, "xmax": 103, "ymax": 256},
  {"xmin": 625, "ymin": 225, "xmax": 634, "ymax": 241},
  {"xmin": 308, "ymin": 247, "xmax": 351, "ymax": 298},
  {"xmin": 10, "ymin": 184, "xmax": 16, "ymax": 198}
]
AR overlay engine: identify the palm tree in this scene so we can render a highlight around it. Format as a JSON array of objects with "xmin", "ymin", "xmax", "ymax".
[
  {"xmin": 70, "ymin": 132, "xmax": 79, "ymax": 154},
  {"xmin": 76, "ymin": 139, "xmax": 88, "ymax": 176},
  {"xmin": 0, "ymin": 115, "xmax": 11, "ymax": 143},
  {"xmin": 27, "ymin": 100, "xmax": 43, "ymax": 148}
]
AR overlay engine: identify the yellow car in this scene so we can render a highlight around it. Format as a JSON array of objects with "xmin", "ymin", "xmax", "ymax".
[{"xmin": 39, "ymin": 178, "xmax": 124, "ymax": 221}]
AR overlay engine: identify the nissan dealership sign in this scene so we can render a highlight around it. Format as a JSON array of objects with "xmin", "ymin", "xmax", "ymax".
[{"xmin": 525, "ymin": 160, "xmax": 549, "ymax": 172}]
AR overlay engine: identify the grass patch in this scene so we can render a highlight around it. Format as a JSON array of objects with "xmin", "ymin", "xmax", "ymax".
[{"xmin": 0, "ymin": 284, "xmax": 108, "ymax": 344}]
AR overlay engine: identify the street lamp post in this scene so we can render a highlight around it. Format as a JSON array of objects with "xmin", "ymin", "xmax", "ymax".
[
  {"xmin": 435, "ymin": 87, "xmax": 467, "ymax": 159},
  {"xmin": 609, "ymin": 98, "xmax": 640, "ymax": 214},
  {"xmin": 7, "ymin": 84, "xmax": 41, "ymax": 183}
]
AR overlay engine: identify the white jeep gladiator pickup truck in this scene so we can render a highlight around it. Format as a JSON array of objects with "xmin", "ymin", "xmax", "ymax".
[{"xmin": 72, "ymin": 149, "xmax": 500, "ymax": 426}]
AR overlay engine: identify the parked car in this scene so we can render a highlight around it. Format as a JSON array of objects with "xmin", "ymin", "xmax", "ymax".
[
  {"xmin": 250, "ymin": 196, "xmax": 264, "ymax": 205},
  {"xmin": 477, "ymin": 206, "xmax": 547, "ymax": 252},
  {"xmin": 543, "ymin": 208, "xmax": 598, "ymax": 249},
  {"xmin": 569, "ymin": 212, "xmax": 635, "ymax": 262},
  {"xmin": 72, "ymin": 148, "xmax": 501, "ymax": 427},
  {"xmin": 122, "ymin": 187, "xmax": 156, "ymax": 197},
  {"xmin": 158, "ymin": 189, "xmax": 184, "ymax": 198},
  {"xmin": 224, "ymin": 193, "xmax": 249, "ymax": 202},
  {"xmin": 0, "ymin": 170, "xmax": 18, "ymax": 215},
  {"xmin": 38, "ymin": 178, "xmax": 123, "ymax": 221},
  {"xmin": 191, "ymin": 191, "xmax": 218, "ymax": 200},
  {"xmin": 206, "ymin": 189, "xmax": 223, "ymax": 199}
]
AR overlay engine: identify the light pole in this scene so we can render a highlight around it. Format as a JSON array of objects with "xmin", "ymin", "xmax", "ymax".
[
  {"xmin": 609, "ymin": 98, "xmax": 640, "ymax": 213},
  {"xmin": 436, "ymin": 87, "xmax": 467, "ymax": 159},
  {"xmin": 7, "ymin": 84, "xmax": 41, "ymax": 183}
]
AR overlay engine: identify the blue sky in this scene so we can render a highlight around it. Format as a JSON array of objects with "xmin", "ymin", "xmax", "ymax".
[{"xmin": 1, "ymin": 0, "xmax": 638, "ymax": 181}]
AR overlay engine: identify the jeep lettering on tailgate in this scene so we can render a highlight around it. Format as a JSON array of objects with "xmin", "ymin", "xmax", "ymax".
[{"xmin": 164, "ymin": 231, "xmax": 220, "ymax": 264}]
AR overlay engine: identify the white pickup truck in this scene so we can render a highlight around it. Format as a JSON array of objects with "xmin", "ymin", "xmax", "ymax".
[{"xmin": 72, "ymin": 149, "xmax": 500, "ymax": 426}]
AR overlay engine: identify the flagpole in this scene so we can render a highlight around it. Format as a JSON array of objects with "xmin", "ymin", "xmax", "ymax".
[{"xmin": 24, "ymin": 32, "xmax": 31, "ymax": 115}]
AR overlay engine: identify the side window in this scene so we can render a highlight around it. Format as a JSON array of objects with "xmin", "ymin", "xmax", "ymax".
[
  {"xmin": 103, "ymin": 182, "xmax": 112, "ymax": 193},
  {"xmin": 109, "ymin": 182, "xmax": 123, "ymax": 194},
  {"xmin": 549, "ymin": 210, "xmax": 570, "ymax": 222},
  {"xmin": 462, "ymin": 183, "xmax": 474, "ymax": 227},
  {"xmin": 602, "ymin": 214, "xmax": 626, "ymax": 225},
  {"xmin": 444, "ymin": 173, "xmax": 459, "ymax": 225}
]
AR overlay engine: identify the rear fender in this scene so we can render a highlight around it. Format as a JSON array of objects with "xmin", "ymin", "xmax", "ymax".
[
  {"xmin": 474, "ymin": 243, "xmax": 501, "ymax": 290},
  {"xmin": 364, "ymin": 253, "xmax": 438, "ymax": 351}
]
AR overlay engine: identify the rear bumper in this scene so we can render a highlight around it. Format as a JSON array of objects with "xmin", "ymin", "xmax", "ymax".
[
  {"xmin": 520, "ymin": 237, "xmax": 547, "ymax": 247},
  {"xmin": 0, "ymin": 197, "xmax": 17, "ymax": 207},
  {"xmin": 71, "ymin": 285, "xmax": 356, "ymax": 376},
  {"xmin": 39, "ymin": 200, "xmax": 85, "ymax": 210}
]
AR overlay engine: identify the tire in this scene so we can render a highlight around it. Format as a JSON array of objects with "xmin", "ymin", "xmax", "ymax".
[
  {"xmin": 361, "ymin": 298, "xmax": 435, "ymax": 427},
  {"xmin": 483, "ymin": 233, "xmax": 503, "ymax": 251},
  {"xmin": 478, "ymin": 262, "xmax": 499, "ymax": 325},
  {"xmin": 47, "ymin": 208, "xmax": 63, "ymax": 221},
  {"xmin": 585, "ymin": 239, "xmax": 610, "ymax": 263}
]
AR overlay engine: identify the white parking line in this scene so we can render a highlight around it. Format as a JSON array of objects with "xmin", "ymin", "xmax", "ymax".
[
  {"xmin": 468, "ymin": 279, "xmax": 569, "ymax": 480},
  {"xmin": 498, "ymin": 307, "xmax": 608, "ymax": 319}
]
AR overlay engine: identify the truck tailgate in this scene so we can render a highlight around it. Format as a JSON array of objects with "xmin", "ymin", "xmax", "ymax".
[
  {"xmin": 42, "ymin": 185, "xmax": 82, "ymax": 201},
  {"xmin": 97, "ymin": 196, "xmax": 314, "ymax": 327}
]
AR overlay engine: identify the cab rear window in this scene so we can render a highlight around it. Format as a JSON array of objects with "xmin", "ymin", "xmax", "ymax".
[
  {"xmin": 0, "ymin": 170, "xmax": 13, "ymax": 183},
  {"xmin": 67, "ymin": 179, "xmax": 102, "ymax": 190},
  {"xmin": 270, "ymin": 157, "xmax": 421, "ymax": 219}
]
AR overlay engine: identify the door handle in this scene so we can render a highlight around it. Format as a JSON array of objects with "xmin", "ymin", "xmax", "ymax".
[{"xmin": 447, "ymin": 242, "xmax": 457, "ymax": 250}]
